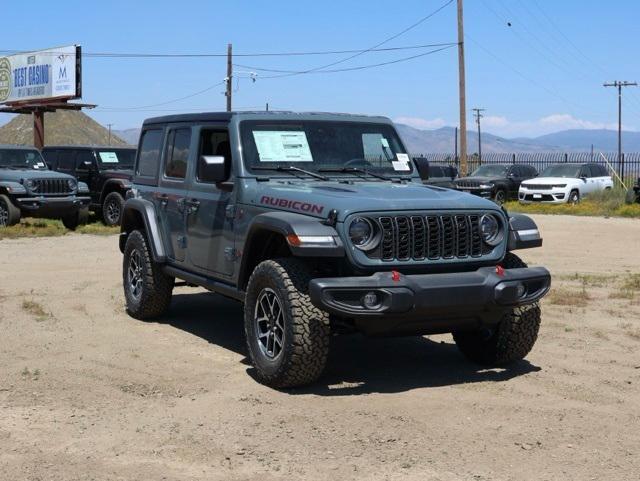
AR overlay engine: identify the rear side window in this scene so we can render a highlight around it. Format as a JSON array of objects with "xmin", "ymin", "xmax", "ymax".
[
  {"xmin": 137, "ymin": 129, "xmax": 164, "ymax": 179},
  {"xmin": 76, "ymin": 150, "xmax": 94, "ymax": 169},
  {"xmin": 42, "ymin": 149, "xmax": 58, "ymax": 169},
  {"xmin": 595, "ymin": 164, "xmax": 608, "ymax": 177},
  {"xmin": 57, "ymin": 150, "xmax": 76, "ymax": 171},
  {"xmin": 164, "ymin": 128, "xmax": 192, "ymax": 179}
]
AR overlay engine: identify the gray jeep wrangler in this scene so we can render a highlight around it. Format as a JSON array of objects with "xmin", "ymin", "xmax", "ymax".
[
  {"xmin": 119, "ymin": 112, "xmax": 551, "ymax": 388},
  {"xmin": 0, "ymin": 145, "xmax": 90, "ymax": 229}
]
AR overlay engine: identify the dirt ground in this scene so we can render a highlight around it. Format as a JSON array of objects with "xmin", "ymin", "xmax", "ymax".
[{"xmin": 1, "ymin": 214, "xmax": 639, "ymax": 481}]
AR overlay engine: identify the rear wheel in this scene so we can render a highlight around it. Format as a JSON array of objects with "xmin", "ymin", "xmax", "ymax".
[
  {"xmin": 626, "ymin": 188, "xmax": 638, "ymax": 204},
  {"xmin": 244, "ymin": 258, "xmax": 330, "ymax": 388},
  {"xmin": 103, "ymin": 192, "xmax": 125, "ymax": 226},
  {"xmin": 0, "ymin": 194, "xmax": 20, "ymax": 227},
  {"xmin": 494, "ymin": 189, "xmax": 507, "ymax": 205},
  {"xmin": 62, "ymin": 207, "xmax": 89, "ymax": 231},
  {"xmin": 453, "ymin": 253, "xmax": 542, "ymax": 365},
  {"xmin": 123, "ymin": 230, "xmax": 174, "ymax": 319}
]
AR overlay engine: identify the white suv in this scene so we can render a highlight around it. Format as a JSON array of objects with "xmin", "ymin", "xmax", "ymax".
[{"xmin": 519, "ymin": 163, "xmax": 614, "ymax": 204}]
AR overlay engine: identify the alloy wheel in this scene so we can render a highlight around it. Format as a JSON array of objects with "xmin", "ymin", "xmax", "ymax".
[
  {"xmin": 127, "ymin": 249, "xmax": 144, "ymax": 300},
  {"xmin": 0, "ymin": 202, "xmax": 8, "ymax": 227},
  {"xmin": 254, "ymin": 288, "xmax": 285, "ymax": 360},
  {"xmin": 106, "ymin": 200, "xmax": 121, "ymax": 224}
]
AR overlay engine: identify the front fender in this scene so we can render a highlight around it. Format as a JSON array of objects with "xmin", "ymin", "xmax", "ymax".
[
  {"xmin": 508, "ymin": 213, "xmax": 542, "ymax": 250},
  {"xmin": 119, "ymin": 198, "xmax": 166, "ymax": 262},
  {"xmin": 101, "ymin": 178, "xmax": 132, "ymax": 202},
  {"xmin": 0, "ymin": 181, "xmax": 27, "ymax": 195}
]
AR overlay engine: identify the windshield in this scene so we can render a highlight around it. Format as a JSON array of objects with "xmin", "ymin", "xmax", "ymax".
[
  {"xmin": 541, "ymin": 164, "xmax": 581, "ymax": 178},
  {"xmin": 96, "ymin": 149, "xmax": 135, "ymax": 169},
  {"xmin": 0, "ymin": 148, "xmax": 47, "ymax": 170},
  {"xmin": 241, "ymin": 120, "xmax": 412, "ymax": 176},
  {"xmin": 470, "ymin": 165, "xmax": 508, "ymax": 177}
]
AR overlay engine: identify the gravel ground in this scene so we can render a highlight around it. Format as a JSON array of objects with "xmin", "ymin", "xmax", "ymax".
[{"xmin": 1, "ymin": 214, "xmax": 639, "ymax": 481}]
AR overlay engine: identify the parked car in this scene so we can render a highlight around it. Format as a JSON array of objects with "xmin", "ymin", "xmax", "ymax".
[
  {"xmin": 0, "ymin": 145, "xmax": 90, "ymax": 229},
  {"xmin": 455, "ymin": 164, "xmax": 538, "ymax": 204},
  {"xmin": 413, "ymin": 157, "xmax": 458, "ymax": 188},
  {"xmin": 119, "ymin": 111, "xmax": 550, "ymax": 388},
  {"xmin": 625, "ymin": 177, "xmax": 639, "ymax": 204},
  {"xmin": 42, "ymin": 145, "xmax": 136, "ymax": 225},
  {"xmin": 519, "ymin": 163, "xmax": 613, "ymax": 204}
]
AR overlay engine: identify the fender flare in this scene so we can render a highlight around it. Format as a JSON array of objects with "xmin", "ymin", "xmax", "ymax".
[
  {"xmin": 0, "ymin": 181, "xmax": 27, "ymax": 195},
  {"xmin": 101, "ymin": 179, "xmax": 132, "ymax": 203},
  {"xmin": 508, "ymin": 213, "xmax": 542, "ymax": 250},
  {"xmin": 119, "ymin": 198, "xmax": 166, "ymax": 262}
]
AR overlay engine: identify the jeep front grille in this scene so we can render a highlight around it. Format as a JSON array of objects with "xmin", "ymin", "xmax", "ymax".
[
  {"xmin": 455, "ymin": 180, "xmax": 480, "ymax": 188},
  {"xmin": 371, "ymin": 214, "xmax": 490, "ymax": 262},
  {"xmin": 31, "ymin": 178, "xmax": 73, "ymax": 195},
  {"xmin": 522, "ymin": 184, "xmax": 553, "ymax": 190}
]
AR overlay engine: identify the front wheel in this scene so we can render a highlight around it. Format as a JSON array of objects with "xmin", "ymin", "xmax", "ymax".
[
  {"xmin": 0, "ymin": 194, "xmax": 21, "ymax": 227},
  {"xmin": 568, "ymin": 190, "xmax": 580, "ymax": 204},
  {"xmin": 123, "ymin": 230, "xmax": 174, "ymax": 319},
  {"xmin": 62, "ymin": 207, "xmax": 89, "ymax": 230},
  {"xmin": 493, "ymin": 189, "xmax": 507, "ymax": 205},
  {"xmin": 103, "ymin": 192, "xmax": 125, "ymax": 226},
  {"xmin": 244, "ymin": 258, "xmax": 330, "ymax": 388},
  {"xmin": 453, "ymin": 252, "xmax": 542, "ymax": 365}
]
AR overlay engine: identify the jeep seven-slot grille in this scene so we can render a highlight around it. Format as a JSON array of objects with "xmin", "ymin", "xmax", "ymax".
[
  {"xmin": 455, "ymin": 180, "xmax": 480, "ymax": 188},
  {"xmin": 373, "ymin": 214, "xmax": 488, "ymax": 261},
  {"xmin": 31, "ymin": 178, "xmax": 73, "ymax": 195}
]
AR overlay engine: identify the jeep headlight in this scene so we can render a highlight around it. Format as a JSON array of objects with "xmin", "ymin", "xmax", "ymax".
[
  {"xmin": 479, "ymin": 214, "xmax": 503, "ymax": 246},
  {"xmin": 479, "ymin": 183, "xmax": 493, "ymax": 189},
  {"xmin": 348, "ymin": 217, "xmax": 379, "ymax": 251},
  {"xmin": 552, "ymin": 184, "xmax": 567, "ymax": 188},
  {"xmin": 77, "ymin": 181, "xmax": 89, "ymax": 193},
  {"xmin": 67, "ymin": 179, "xmax": 77, "ymax": 191},
  {"xmin": 25, "ymin": 178, "xmax": 37, "ymax": 191}
]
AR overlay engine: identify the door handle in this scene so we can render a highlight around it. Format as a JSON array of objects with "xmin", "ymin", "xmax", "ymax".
[{"xmin": 186, "ymin": 199, "xmax": 200, "ymax": 213}]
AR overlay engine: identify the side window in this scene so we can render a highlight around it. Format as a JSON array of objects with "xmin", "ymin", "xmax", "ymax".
[
  {"xmin": 164, "ymin": 128, "xmax": 192, "ymax": 179},
  {"xmin": 58, "ymin": 150, "xmax": 75, "ymax": 171},
  {"xmin": 76, "ymin": 150, "xmax": 95, "ymax": 170},
  {"xmin": 579, "ymin": 165, "xmax": 591, "ymax": 178},
  {"xmin": 197, "ymin": 129, "xmax": 231, "ymax": 183},
  {"xmin": 137, "ymin": 129, "xmax": 164, "ymax": 179},
  {"xmin": 42, "ymin": 149, "xmax": 58, "ymax": 169},
  {"xmin": 597, "ymin": 165, "xmax": 608, "ymax": 177}
]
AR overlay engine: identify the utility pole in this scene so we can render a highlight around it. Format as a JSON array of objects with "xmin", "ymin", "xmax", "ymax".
[
  {"xmin": 226, "ymin": 43, "xmax": 233, "ymax": 112},
  {"xmin": 106, "ymin": 123, "xmax": 113, "ymax": 146},
  {"xmin": 454, "ymin": 126, "xmax": 458, "ymax": 165},
  {"xmin": 472, "ymin": 108, "xmax": 485, "ymax": 164},
  {"xmin": 603, "ymin": 81, "xmax": 637, "ymax": 176},
  {"xmin": 457, "ymin": 0, "xmax": 468, "ymax": 175}
]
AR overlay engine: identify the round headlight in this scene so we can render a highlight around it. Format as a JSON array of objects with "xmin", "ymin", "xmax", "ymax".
[
  {"xmin": 479, "ymin": 214, "xmax": 502, "ymax": 246},
  {"xmin": 67, "ymin": 179, "xmax": 77, "ymax": 190},
  {"xmin": 349, "ymin": 217, "xmax": 378, "ymax": 250},
  {"xmin": 25, "ymin": 179, "xmax": 36, "ymax": 190}
]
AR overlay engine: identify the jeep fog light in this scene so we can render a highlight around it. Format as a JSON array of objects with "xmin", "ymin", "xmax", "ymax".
[
  {"xmin": 516, "ymin": 283, "xmax": 526, "ymax": 298},
  {"xmin": 362, "ymin": 292, "xmax": 380, "ymax": 309}
]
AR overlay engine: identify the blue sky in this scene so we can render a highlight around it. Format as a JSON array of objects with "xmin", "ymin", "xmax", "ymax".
[{"xmin": 3, "ymin": 0, "xmax": 640, "ymax": 137}]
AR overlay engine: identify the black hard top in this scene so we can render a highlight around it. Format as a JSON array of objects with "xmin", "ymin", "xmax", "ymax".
[
  {"xmin": 42, "ymin": 145, "xmax": 136, "ymax": 150},
  {"xmin": 0, "ymin": 144, "xmax": 40, "ymax": 150},
  {"xmin": 142, "ymin": 111, "xmax": 390, "ymax": 126}
]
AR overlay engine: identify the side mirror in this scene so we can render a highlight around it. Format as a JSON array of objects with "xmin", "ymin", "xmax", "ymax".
[
  {"xmin": 198, "ymin": 155, "xmax": 228, "ymax": 183},
  {"xmin": 412, "ymin": 156, "xmax": 429, "ymax": 180},
  {"xmin": 580, "ymin": 176, "xmax": 587, "ymax": 182}
]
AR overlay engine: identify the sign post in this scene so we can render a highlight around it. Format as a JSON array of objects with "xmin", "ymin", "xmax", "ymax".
[{"xmin": 0, "ymin": 45, "xmax": 95, "ymax": 149}]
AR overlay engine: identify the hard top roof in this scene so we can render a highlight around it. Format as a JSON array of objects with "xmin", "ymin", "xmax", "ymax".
[
  {"xmin": 42, "ymin": 145, "xmax": 136, "ymax": 150},
  {"xmin": 142, "ymin": 111, "xmax": 391, "ymax": 126},
  {"xmin": 0, "ymin": 144, "xmax": 41, "ymax": 150}
]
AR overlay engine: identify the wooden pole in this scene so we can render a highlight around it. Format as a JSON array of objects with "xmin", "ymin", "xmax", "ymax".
[
  {"xmin": 457, "ymin": 0, "xmax": 468, "ymax": 175},
  {"xmin": 33, "ymin": 110, "xmax": 45, "ymax": 150}
]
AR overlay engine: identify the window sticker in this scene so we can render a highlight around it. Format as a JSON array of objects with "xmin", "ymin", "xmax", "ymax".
[
  {"xmin": 253, "ymin": 131, "xmax": 313, "ymax": 162},
  {"xmin": 99, "ymin": 152, "xmax": 119, "ymax": 163},
  {"xmin": 392, "ymin": 153, "xmax": 411, "ymax": 171}
]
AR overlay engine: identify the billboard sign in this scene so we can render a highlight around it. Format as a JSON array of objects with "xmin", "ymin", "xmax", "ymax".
[{"xmin": 0, "ymin": 45, "xmax": 80, "ymax": 105}]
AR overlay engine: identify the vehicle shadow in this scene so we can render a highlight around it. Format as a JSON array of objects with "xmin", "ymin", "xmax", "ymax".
[{"xmin": 162, "ymin": 291, "xmax": 541, "ymax": 395}]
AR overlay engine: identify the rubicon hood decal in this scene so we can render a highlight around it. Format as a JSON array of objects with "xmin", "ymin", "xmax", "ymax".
[{"xmin": 260, "ymin": 195, "xmax": 324, "ymax": 215}]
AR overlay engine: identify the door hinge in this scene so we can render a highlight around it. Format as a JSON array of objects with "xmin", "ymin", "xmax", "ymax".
[{"xmin": 224, "ymin": 246, "xmax": 238, "ymax": 261}]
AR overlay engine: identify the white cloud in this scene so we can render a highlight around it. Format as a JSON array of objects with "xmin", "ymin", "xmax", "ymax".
[
  {"xmin": 394, "ymin": 113, "xmax": 632, "ymax": 138},
  {"xmin": 394, "ymin": 116, "xmax": 447, "ymax": 130}
]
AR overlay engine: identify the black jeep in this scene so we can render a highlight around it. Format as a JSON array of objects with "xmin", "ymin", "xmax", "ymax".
[
  {"xmin": 413, "ymin": 157, "xmax": 458, "ymax": 188},
  {"xmin": 455, "ymin": 164, "xmax": 538, "ymax": 204},
  {"xmin": 43, "ymin": 145, "xmax": 136, "ymax": 226},
  {"xmin": 626, "ymin": 177, "xmax": 640, "ymax": 204},
  {"xmin": 119, "ymin": 111, "xmax": 550, "ymax": 388},
  {"xmin": 0, "ymin": 145, "xmax": 90, "ymax": 229}
]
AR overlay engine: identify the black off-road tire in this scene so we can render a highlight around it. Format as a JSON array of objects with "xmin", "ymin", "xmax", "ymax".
[
  {"xmin": 453, "ymin": 252, "xmax": 542, "ymax": 365},
  {"xmin": 123, "ymin": 229, "xmax": 174, "ymax": 319},
  {"xmin": 102, "ymin": 191, "xmax": 125, "ymax": 226},
  {"xmin": 244, "ymin": 258, "xmax": 330, "ymax": 388},
  {"xmin": 0, "ymin": 194, "xmax": 21, "ymax": 227},
  {"xmin": 626, "ymin": 188, "xmax": 638, "ymax": 205},
  {"xmin": 61, "ymin": 207, "xmax": 89, "ymax": 231}
]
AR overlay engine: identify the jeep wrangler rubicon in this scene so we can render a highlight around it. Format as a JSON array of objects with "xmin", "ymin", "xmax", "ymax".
[
  {"xmin": 42, "ymin": 145, "xmax": 136, "ymax": 226},
  {"xmin": 0, "ymin": 145, "xmax": 90, "ymax": 229},
  {"xmin": 119, "ymin": 112, "xmax": 551, "ymax": 388}
]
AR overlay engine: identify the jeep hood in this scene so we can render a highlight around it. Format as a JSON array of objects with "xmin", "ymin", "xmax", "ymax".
[
  {"xmin": 247, "ymin": 180, "xmax": 501, "ymax": 221},
  {"xmin": 521, "ymin": 177, "xmax": 578, "ymax": 185},
  {"xmin": 455, "ymin": 176, "xmax": 501, "ymax": 184},
  {"xmin": 0, "ymin": 168, "xmax": 74, "ymax": 182}
]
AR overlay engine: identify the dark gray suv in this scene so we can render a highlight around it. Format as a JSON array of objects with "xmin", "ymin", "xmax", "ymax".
[
  {"xmin": 119, "ymin": 112, "xmax": 551, "ymax": 388},
  {"xmin": 0, "ymin": 145, "xmax": 90, "ymax": 229}
]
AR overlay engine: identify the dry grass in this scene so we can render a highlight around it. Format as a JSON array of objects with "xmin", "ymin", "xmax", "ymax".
[
  {"xmin": 505, "ymin": 188, "xmax": 640, "ymax": 218},
  {"xmin": 21, "ymin": 299, "xmax": 49, "ymax": 321},
  {"xmin": 618, "ymin": 322, "xmax": 640, "ymax": 341},
  {"xmin": 0, "ymin": 217, "xmax": 117, "ymax": 240},
  {"xmin": 547, "ymin": 287, "xmax": 591, "ymax": 307}
]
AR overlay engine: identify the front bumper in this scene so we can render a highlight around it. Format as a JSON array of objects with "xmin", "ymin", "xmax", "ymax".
[
  {"xmin": 16, "ymin": 195, "xmax": 91, "ymax": 217},
  {"xmin": 309, "ymin": 266, "xmax": 550, "ymax": 335},
  {"xmin": 518, "ymin": 189, "xmax": 567, "ymax": 204}
]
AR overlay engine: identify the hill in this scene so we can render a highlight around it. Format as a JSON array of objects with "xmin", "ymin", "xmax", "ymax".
[
  {"xmin": 512, "ymin": 129, "xmax": 640, "ymax": 152},
  {"xmin": 0, "ymin": 111, "xmax": 127, "ymax": 146},
  {"xmin": 113, "ymin": 128, "xmax": 141, "ymax": 145}
]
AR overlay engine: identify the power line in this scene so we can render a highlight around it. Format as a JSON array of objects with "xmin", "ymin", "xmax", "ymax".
[
  {"xmin": 100, "ymin": 81, "xmax": 224, "ymax": 111},
  {"xmin": 0, "ymin": 43, "xmax": 457, "ymax": 59},
  {"xmin": 234, "ymin": 45, "xmax": 455, "ymax": 76}
]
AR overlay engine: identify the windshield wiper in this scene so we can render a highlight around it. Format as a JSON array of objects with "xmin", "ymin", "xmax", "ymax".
[
  {"xmin": 252, "ymin": 165, "xmax": 329, "ymax": 181},
  {"xmin": 318, "ymin": 167, "xmax": 394, "ymax": 181}
]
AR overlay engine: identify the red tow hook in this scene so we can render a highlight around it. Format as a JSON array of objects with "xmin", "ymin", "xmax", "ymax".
[
  {"xmin": 391, "ymin": 270, "xmax": 401, "ymax": 282},
  {"xmin": 495, "ymin": 265, "xmax": 505, "ymax": 277}
]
